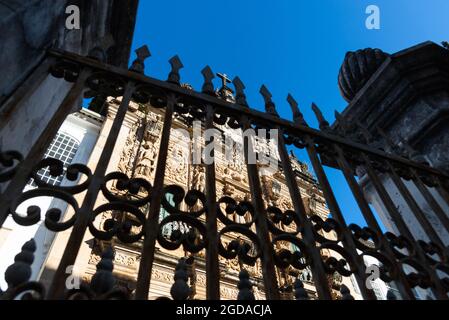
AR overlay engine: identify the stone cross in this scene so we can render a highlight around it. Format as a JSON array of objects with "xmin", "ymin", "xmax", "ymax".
[{"xmin": 217, "ymin": 72, "xmax": 231, "ymax": 89}]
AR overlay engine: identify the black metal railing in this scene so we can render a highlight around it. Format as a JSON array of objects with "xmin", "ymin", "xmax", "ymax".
[{"xmin": 0, "ymin": 46, "xmax": 448, "ymax": 300}]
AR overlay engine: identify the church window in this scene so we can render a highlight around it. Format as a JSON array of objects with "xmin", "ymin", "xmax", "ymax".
[
  {"xmin": 160, "ymin": 192, "xmax": 175, "ymax": 237},
  {"xmin": 272, "ymin": 181, "xmax": 281, "ymax": 197},
  {"xmin": 159, "ymin": 192, "xmax": 190, "ymax": 238},
  {"xmin": 28, "ymin": 132, "xmax": 80, "ymax": 187}
]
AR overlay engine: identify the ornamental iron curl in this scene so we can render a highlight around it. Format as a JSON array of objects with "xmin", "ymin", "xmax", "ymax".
[
  {"xmin": 349, "ymin": 224, "xmax": 382, "ymax": 251},
  {"xmin": 10, "ymin": 188, "xmax": 79, "ymax": 231},
  {"xmin": 217, "ymin": 196, "xmax": 255, "ymax": 227},
  {"xmin": 2, "ymin": 47, "xmax": 449, "ymax": 300},
  {"xmin": 218, "ymin": 224, "xmax": 261, "ymax": 266},
  {"xmin": 400, "ymin": 258, "xmax": 432, "ymax": 288},
  {"xmin": 385, "ymin": 232, "xmax": 416, "ymax": 260},
  {"xmin": 49, "ymin": 60, "xmax": 80, "ymax": 83},
  {"xmin": 89, "ymin": 202, "xmax": 146, "ymax": 244},
  {"xmin": 271, "ymin": 234, "xmax": 309, "ymax": 270},
  {"xmin": 156, "ymin": 185, "xmax": 207, "ymax": 253},
  {"xmin": 319, "ymin": 243, "xmax": 355, "ymax": 277},
  {"xmin": 157, "ymin": 214, "xmax": 207, "ymax": 253},
  {"xmin": 161, "ymin": 185, "xmax": 206, "ymax": 217},
  {"xmin": 310, "ymin": 215, "xmax": 344, "ymax": 244},
  {"xmin": 0, "ymin": 150, "xmax": 23, "ymax": 183},
  {"xmin": 101, "ymin": 171, "xmax": 152, "ymax": 207},
  {"xmin": 266, "ymin": 206, "xmax": 301, "ymax": 236},
  {"xmin": 31, "ymin": 158, "xmax": 92, "ymax": 195},
  {"xmin": 132, "ymin": 84, "xmax": 168, "ymax": 108},
  {"xmin": 84, "ymin": 71, "xmax": 126, "ymax": 98}
]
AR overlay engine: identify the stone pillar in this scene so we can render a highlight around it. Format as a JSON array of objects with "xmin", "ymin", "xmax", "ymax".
[{"xmin": 333, "ymin": 42, "xmax": 449, "ymax": 244}]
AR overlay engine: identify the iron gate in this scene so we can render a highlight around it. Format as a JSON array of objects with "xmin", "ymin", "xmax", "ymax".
[{"xmin": 0, "ymin": 46, "xmax": 449, "ymax": 300}]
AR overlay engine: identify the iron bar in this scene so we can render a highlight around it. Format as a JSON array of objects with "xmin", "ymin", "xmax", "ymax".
[
  {"xmin": 46, "ymin": 48, "xmax": 449, "ymax": 181},
  {"xmin": 204, "ymin": 104, "xmax": 220, "ymax": 300},
  {"xmin": 46, "ymin": 81, "xmax": 136, "ymax": 299},
  {"xmin": 411, "ymin": 169, "xmax": 449, "ymax": 235},
  {"xmin": 305, "ymin": 137, "xmax": 377, "ymax": 300},
  {"xmin": 0, "ymin": 68, "xmax": 91, "ymax": 228},
  {"xmin": 1, "ymin": 49, "xmax": 448, "ymax": 300},
  {"xmin": 134, "ymin": 94, "xmax": 175, "ymax": 299},
  {"xmin": 362, "ymin": 153, "xmax": 448, "ymax": 300},
  {"xmin": 241, "ymin": 116, "xmax": 280, "ymax": 300},
  {"xmin": 276, "ymin": 128, "xmax": 333, "ymax": 299},
  {"xmin": 387, "ymin": 163, "xmax": 445, "ymax": 249},
  {"xmin": 335, "ymin": 148, "xmax": 416, "ymax": 299}
]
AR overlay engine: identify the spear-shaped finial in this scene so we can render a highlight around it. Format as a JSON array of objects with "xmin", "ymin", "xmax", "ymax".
[
  {"xmin": 311, "ymin": 102, "xmax": 330, "ymax": 131},
  {"xmin": 287, "ymin": 94, "xmax": 308, "ymax": 126},
  {"xmin": 90, "ymin": 247, "xmax": 116, "ymax": 295},
  {"xmin": 129, "ymin": 45, "xmax": 151, "ymax": 74},
  {"xmin": 233, "ymin": 76, "xmax": 248, "ymax": 107},
  {"xmin": 201, "ymin": 66, "xmax": 215, "ymax": 95},
  {"xmin": 260, "ymin": 85, "xmax": 279, "ymax": 117},
  {"xmin": 167, "ymin": 55, "xmax": 184, "ymax": 85},
  {"xmin": 237, "ymin": 269, "xmax": 255, "ymax": 300},
  {"xmin": 4, "ymin": 239, "xmax": 36, "ymax": 289},
  {"xmin": 294, "ymin": 278, "xmax": 309, "ymax": 300}
]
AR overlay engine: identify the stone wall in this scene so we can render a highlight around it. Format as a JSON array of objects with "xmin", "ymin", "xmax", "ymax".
[{"xmin": 0, "ymin": 0, "xmax": 138, "ymax": 170}]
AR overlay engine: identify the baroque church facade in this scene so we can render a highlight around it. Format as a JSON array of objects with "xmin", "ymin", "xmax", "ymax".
[{"xmin": 32, "ymin": 79, "xmax": 357, "ymax": 300}]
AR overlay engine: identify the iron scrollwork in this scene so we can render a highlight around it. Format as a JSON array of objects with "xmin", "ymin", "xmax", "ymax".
[
  {"xmin": 157, "ymin": 185, "xmax": 207, "ymax": 253},
  {"xmin": 217, "ymin": 196, "xmax": 261, "ymax": 266}
]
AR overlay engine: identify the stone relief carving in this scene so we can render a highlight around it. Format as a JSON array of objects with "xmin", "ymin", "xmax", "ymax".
[
  {"xmin": 118, "ymin": 121, "xmax": 140, "ymax": 176},
  {"xmin": 166, "ymin": 134, "xmax": 189, "ymax": 185},
  {"xmin": 88, "ymin": 251, "xmax": 137, "ymax": 268},
  {"xmin": 135, "ymin": 133, "xmax": 158, "ymax": 179},
  {"xmin": 152, "ymin": 268, "xmax": 174, "ymax": 283},
  {"xmin": 191, "ymin": 165, "xmax": 205, "ymax": 192}
]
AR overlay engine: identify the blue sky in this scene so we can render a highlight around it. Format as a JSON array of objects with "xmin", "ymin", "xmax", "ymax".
[{"xmin": 129, "ymin": 0, "xmax": 449, "ymax": 226}]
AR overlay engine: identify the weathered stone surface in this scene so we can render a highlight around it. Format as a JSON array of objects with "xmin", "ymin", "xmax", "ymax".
[
  {"xmin": 334, "ymin": 41, "xmax": 449, "ymax": 246},
  {"xmin": 333, "ymin": 41, "xmax": 449, "ymax": 173},
  {"xmin": 338, "ymin": 48, "xmax": 390, "ymax": 102},
  {"xmin": 0, "ymin": 0, "xmax": 138, "ymax": 101},
  {"xmin": 0, "ymin": 0, "xmax": 138, "ymax": 162}
]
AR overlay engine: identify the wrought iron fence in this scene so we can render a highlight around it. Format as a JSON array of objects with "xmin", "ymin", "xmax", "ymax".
[{"xmin": 0, "ymin": 45, "xmax": 449, "ymax": 300}]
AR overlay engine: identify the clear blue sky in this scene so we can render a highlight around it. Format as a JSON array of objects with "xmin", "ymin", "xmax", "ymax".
[{"xmin": 129, "ymin": 0, "xmax": 449, "ymax": 227}]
